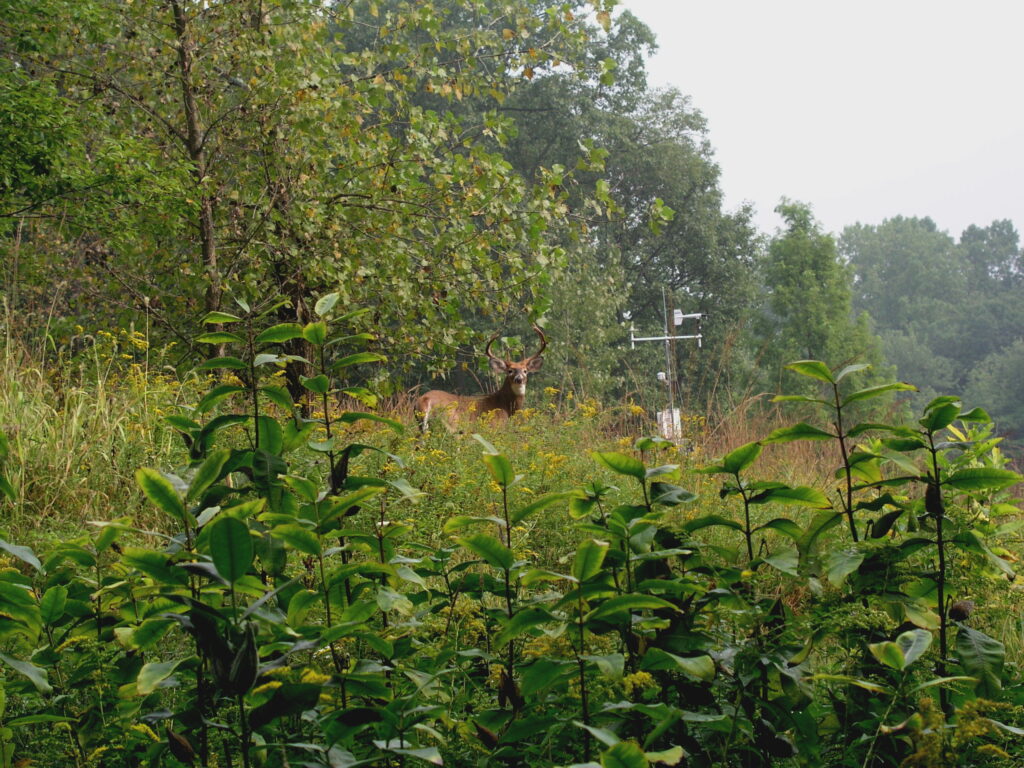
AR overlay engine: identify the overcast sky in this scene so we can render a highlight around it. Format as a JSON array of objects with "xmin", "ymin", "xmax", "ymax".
[{"xmin": 621, "ymin": 0, "xmax": 1024, "ymax": 239}]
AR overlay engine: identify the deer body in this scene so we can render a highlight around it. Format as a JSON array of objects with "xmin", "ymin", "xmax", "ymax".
[{"xmin": 418, "ymin": 326, "xmax": 546, "ymax": 432}]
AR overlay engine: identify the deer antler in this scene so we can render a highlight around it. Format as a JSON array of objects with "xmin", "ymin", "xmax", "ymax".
[
  {"xmin": 529, "ymin": 324, "xmax": 547, "ymax": 360},
  {"xmin": 484, "ymin": 333, "xmax": 503, "ymax": 362}
]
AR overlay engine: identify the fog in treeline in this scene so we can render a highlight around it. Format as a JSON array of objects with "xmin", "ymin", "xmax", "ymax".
[{"xmin": 3, "ymin": 1, "xmax": 1022, "ymax": 439}]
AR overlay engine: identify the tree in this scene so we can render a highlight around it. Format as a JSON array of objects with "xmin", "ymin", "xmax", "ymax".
[
  {"xmin": 756, "ymin": 201, "xmax": 884, "ymax": 392},
  {"xmin": 2, "ymin": 0, "xmax": 610, "ymax": 373}
]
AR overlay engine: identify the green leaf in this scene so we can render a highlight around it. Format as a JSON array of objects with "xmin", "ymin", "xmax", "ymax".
[
  {"xmin": 196, "ymin": 384, "xmax": 245, "ymax": 415},
  {"xmin": 136, "ymin": 468, "xmax": 185, "ymax": 522},
  {"xmin": 945, "ymin": 468, "xmax": 1021, "ymax": 492},
  {"xmin": 834, "ymin": 363, "xmax": 871, "ymax": 382},
  {"xmin": 301, "ymin": 374, "xmax": 330, "ymax": 394},
  {"xmin": 572, "ymin": 539, "xmax": 609, "ymax": 583},
  {"xmin": 331, "ymin": 352, "xmax": 387, "ymax": 370},
  {"xmin": 754, "ymin": 486, "xmax": 831, "ymax": 508},
  {"xmin": 825, "ymin": 547, "xmax": 865, "ymax": 585},
  {"xmin": 641, "ymin": 648, "xmax": 715, "ymax": 681},
  {"xmin": 493, "ymin": 607, "xmax": 553, "ymax": 647},
  {"xmin": 956, "ymin": 626, "xmax": 1004, "ymax": 680},
  {"xmin": 0, "ymin": 540, "xmax": 40, "ymax": 573},
  {"xmin": 784, "ymin": 360, "xmax": 835, "ymax": 383},
  {"xmin": 482, "ymin": 453, "xmax": 515, "ymax": 487},
  {"xmin": 271, "ymin": 524, "xmax": 321, "ymax": 556},
  {"xmin": 809, "ymin": 674, "xmax": 890, "ymax": 694},
  {"xmin": 681, "ymin": 515, "xmax": 743, "ymax": 534},
  {"xmin": 459, "ymin": 534, "xmax": 514, "ymax": 571},
  {"xmin": 336, "ymin": 412, "xmax": 404, "ymax": 433},
  {"xmin": 201, "ymin": 311, "xmax": 242, "ymax": 324},
  {"xmin": 302, "ymin": 321, "xmax": 328, "ymax": 345},
  {"xmin": 586, "ymin": 594, "xmax": 677, "ymax": 623},
  {"xmin": 511, "ymin": 492, "xmax": 575, "ymax": 524},
  {"xmin": 254, "ymin": 323, "xmax": 303, "ymax": 344},
  {"xmin": 137, "ymin": 658, "xmax": 187, "ymax": 696},
  {"xmin": 197, "ymin": 332, "xmax": 244, "ymax": 344},
  {"xmin": 763, "ymin": 547, "xmax": 800, "ymax": 576},
  {"xmin": 602, "ymin": 740, "xmax": 650, "ymax": 768},
  {"xmin": 650, "ymin": 483, "xmax": 697, "ymax": 506},
  {"xmin": 841, "ymin": 382, "xmax": 916, "ymax": 407},
  {"xmin": 593, "ymin": 452, "xmax": 645, "ymax": 480},
  {"xmin": 193, "ymin": 356, "xmax": 248, "ymax": 371},
  {"xmin": 187, "ymin": 449, "xmax": 231, "ymax": 502},
  {"xmin": 314, "ymin": 293, "xmax": 340, "ymax": 317},
  {"xmin": 260, "ymin": 385, "xmax": 295, "ymax": 412},
  {"xmin": 868, "ymin": 640, "xmax": 906, "ymax": 670},
  {"xmin": 208, "ymin": 517, "xmax": 253, "ymax": 584},
  {"xmin": 753, "ymin": 518, "xmax": 803, "ymax": 540},
  {"xmin": 39, "ymin": 585, "xmax": 68, "ymax": 625},
  {"xmin": 0, "ymin": 653, "xmax": 51, "ymax": 694},
  {"xmin": 920, "ymin": 402, "xmax": 961, "ymax": 432},
  {"xmin": 719, "ymin": 442, "xmax": 762, "ymax": 474},
  {"xmin": 763, "ymin": 423, "xmax": 834, "ymax": 443},
  {"xmin": 896, "ymin": 628, "xmax": 932, "ymax": 667}
]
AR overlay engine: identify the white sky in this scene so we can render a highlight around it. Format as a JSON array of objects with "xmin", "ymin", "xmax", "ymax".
[{"xmin": 620, "ymin": 0, "xmax": 1024, "ymax": 239}]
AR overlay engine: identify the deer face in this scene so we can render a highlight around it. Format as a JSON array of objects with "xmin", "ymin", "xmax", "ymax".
[{"xmin": 490, "ymin": 355, "xmax": 544, "ymax": 395}]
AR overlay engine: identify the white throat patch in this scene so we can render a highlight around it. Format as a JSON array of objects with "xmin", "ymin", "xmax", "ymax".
[{"xmin": 511, "ymin": 382, "xmax": 527, "ymax": 396}]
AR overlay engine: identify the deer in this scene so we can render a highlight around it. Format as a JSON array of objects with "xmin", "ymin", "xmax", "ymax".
[{"xmin": 417, "ymin": 325, "xmax": 547, "ymax": 432}]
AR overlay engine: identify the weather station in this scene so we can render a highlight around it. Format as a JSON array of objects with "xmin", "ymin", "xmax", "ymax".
[{"xmin": 626, "ymin": 288, "xmax": 703, "ymax": 440}]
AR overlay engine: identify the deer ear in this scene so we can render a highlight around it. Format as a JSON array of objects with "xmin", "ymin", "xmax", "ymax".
[
  {"xmin": 526, "ymin": 356, "xmax": 544, "ymax": 372},
  {"xmin": 489, "ymin": 357, "xmax": 509, "ymax": 375}
]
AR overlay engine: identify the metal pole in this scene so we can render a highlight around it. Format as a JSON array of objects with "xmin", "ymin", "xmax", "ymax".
[{"xmin": 662, "ymin": 287, "xmax": 675, "ymax": 414}]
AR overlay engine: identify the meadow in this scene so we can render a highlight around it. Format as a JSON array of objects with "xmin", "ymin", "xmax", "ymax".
[{"xmin": 0, "ymin": 305, "xmax": 1021, "ymax": 768}]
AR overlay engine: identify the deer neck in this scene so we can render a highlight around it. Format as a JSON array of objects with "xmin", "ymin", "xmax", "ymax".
[{"xmin": 481, "ymin": 378, "xmax": 525, "ymax": 416}]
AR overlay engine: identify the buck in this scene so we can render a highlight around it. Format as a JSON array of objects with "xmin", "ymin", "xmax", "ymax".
[{"xmin": 418, "ymin": 325, "xmax": 547, "ymax": 432}]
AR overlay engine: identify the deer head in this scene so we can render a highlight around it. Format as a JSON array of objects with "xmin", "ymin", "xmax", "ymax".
[{"xmin": 418, "ymin": 324, "xmax": 547, "ymax": 432}]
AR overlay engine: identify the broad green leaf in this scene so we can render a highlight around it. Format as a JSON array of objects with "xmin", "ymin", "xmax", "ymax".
[
  {"xmin": 331, "ymin": 352, "xmax": 387, "ymax": 370},
  {"xmin": 187, "ymin": 449, "xmax": 231, "ymax": 502},
  {"xmin": 645, "ymin": 746, "xmax": 685, "ymax": 766},
  {"xmin": 719, "ymin": 441, "xmax": 762, "ymax": 475},
  {"xmin": 784, "ymin": 360, "xmax": 835, "ymax": 383},
  {"xmin": 339, "ymin": 386, "xmax": 378, "ymax": 408},
  {"xmin": 0, "ymin": 653, "xmax": 51, "ymax": 694},
  {"xmin": 956, "ymin": 626, "xmax": 1004, "ymax": 679},
  {"xmin": 196, "ymin": 385, "xmax": 245, "ymax": 415},
  {"xmin": 593, "ymin": 451, "xmax": 646, "ymax": 480},
  {"xmin": 945, "ymin": 467, "xmax": 1021, "ymax": 492},
  {"xmin": 0, "ymin": 476, "xmax": 14, "ymax": 502},
  {"xmin": 753, "ymin": 518, "xmax": 803, "ymax": 540},
  {"xmin": 809, "ymin": 674, "xmax": 890, "ymax": 694},
  {"xmin": 201, "ymin": 311, "xmax": 242, "ymax": 324},
  {"xmin": 301, "ymin": 374, "xmax": 330, "ymax": 394},
  {"xmin": 602, "ymin": 740, "xmax": 650, "ymax": 768},
  {"xmin": 583, "ymin": 653, "xmax": 625, "ymax": 679},
  {"xmin": 586, "ymin": 594, "xmax": 677, "ymax": 623},
  {"xmin": 755, "ymin": 486, "xmax": 831, "ymax": 508},
  {"xmin": 763, "ymin": 547, "xmax": 799, "ymax": 576},
  {"xmin": 825, "ymin": 547, "xmax": 865, "ymax": 585},
  {"xmin": 493, "ymin": 607, "xmax": 553, "ymax": 647},
  {"xmin": 256, "ymin": 416, "xmax": 283, "ymax": 455},
  {"xmin": 896, "ymin": 628, "xmax": 932, "ymax": 667},
  {"xmin": 763, "ymin": 423, "xmax": 834, "ymax": 443},
  {"xmin": 314, "ymin": 292, "xmax": 340, "ymax": 317},
  {"xmin": 196, "ymin": 331, "xmax": 244, "ymax": 344},
  {"xmin": 772, "ymin": 394, "xmax": 829, "ymax": 405},
  {"xmin": 572, "ymin": 539, "xmax": 609, "ymax": 583},
  {"xmin": 260, "ymin": 386, "xmax": 295, "ymax": 412},
  {"xmin": 841, "ymin": 382, "xmax": 916, "ymax": 407},
  {"xmin": 681, "ymin": 515, "xmax": 743, "ymax": 534},
  {"xmin": 193, "ymin": 356, "xmax": 248, "ymax": 371},
  {"xmin": 137, "ymin": 658, "xmax": 187, "ymax": 696},
  {"xmin": 255, "ymin": 323, "xmax": 303, "ymax": 344},
  {"xmin": 302, "ymin": 321, "xmax": 328, "ymax": 345},
  {"xmin": 649, "ymin": 483, "xmax": 697, "ymax": 506},
  {"xmin": 271, "ymin": 524, "xmax": 321, "ymax": 556},
  {"xmin": 576, "ymin": 722, "xmax": 620, "ymax": 748},
  {"xmin": 0, "ymin": 539, "xmax": 40, "ymax": 573},
  {"xmin": 38, "ymin": 586, "xmax": 68, "ymax": 625},
  {"xmin": 641, "ymin": 648, "xmax": 715, "ymax": 681},
  {"xmin": 511, "ymin": 492, "xmax": 575, "ymax": 524},
  {"xmin": 868, "ymin": 640, "xmax": 906, "ymax": 670},
  {"xmin": 136, "ymin": 468, "xmax": 185, "ymax": 521},
  {"xmin": 482, "ymin": 453, "xmax": 515, "ymax": 487},
  {"xmin": 208, "ymin": 517, "xmax": 253, "ymax": 583},
  {"xmin": 834, "ymin": 363, "xmax": 871, "ymax": 382},
  {"xmin": 459, "ymin": 534, "xmax": 514, "ymax": 571},
  {"xmin": 920, "ymin": 402, "xmax": 961, "ymax": 432}
]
